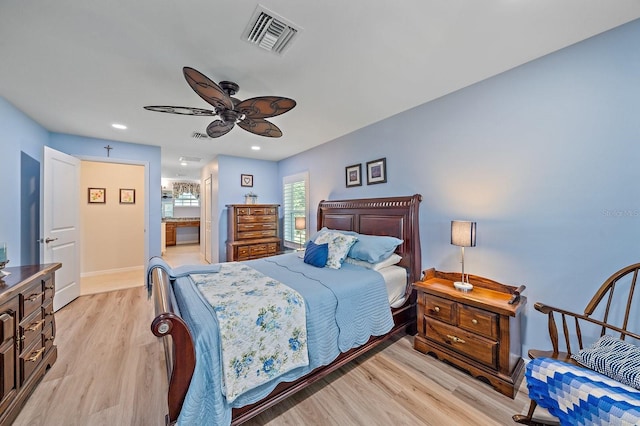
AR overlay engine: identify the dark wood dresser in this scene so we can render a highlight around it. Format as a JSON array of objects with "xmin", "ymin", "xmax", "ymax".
[
  {"xmin": 0, "ymin": 263, "xmax": 60, "ymax": 425},
  {"xmin": 226, "ymin": 204, "xmax": 281, "ymax": 261},
  {"xmin": 413, "ymin": 268, "xmax": 526, "ymax": 398}
]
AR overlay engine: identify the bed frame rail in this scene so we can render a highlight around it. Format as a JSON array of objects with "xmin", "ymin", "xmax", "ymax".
[{"xmin": 150, "ymin": 266, "xmax": 195, "ymax": 426}]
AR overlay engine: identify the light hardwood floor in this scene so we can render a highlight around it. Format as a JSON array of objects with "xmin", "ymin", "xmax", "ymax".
[{"xmin": 14, "ymin": 244, "xmax": 535, "ymax": 425}]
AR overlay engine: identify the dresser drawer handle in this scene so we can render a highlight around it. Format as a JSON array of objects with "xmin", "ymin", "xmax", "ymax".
[
  {"xmin": 27, "ymin": 319, "xmax": 45, "ymax": 332},
  {"xmin": 26, "ymin": 292, "xmax": 43, "ymax": 302},
  {"xmin": 26, "ymin": 347, "xmax": 46, "ymax": 362},
  {"xmin": 433, "ymin": 306, "xmax": 440, "ymax": 313},
  {"xmin": 446, "ymin": 335, "xmax": 466, "ymax": 344},
  {"xmin": 45, "ymin": 285, "xmax": 55, "ymax": 290},
  {"xmin": 471, "ymin": 319, "xmax": 478, "ymax": 325}
]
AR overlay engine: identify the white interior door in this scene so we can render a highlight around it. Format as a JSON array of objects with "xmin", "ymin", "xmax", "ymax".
[
  {"xmin": 43, "ymin": 146, "xmax": 81, "ymax": 311},
  {"xmin": 204, "ymin": 175, "xmax": 212, "ymax": 263}
]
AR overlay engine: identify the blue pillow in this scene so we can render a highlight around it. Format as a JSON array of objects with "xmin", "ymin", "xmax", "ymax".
[
  {"xmin": 303, "ymin": 240, "xmax": 329, "ymax": 268},
  {"xmin": 572, "ymin": 335, "xmax": 640, "ymax": 390},
  {"xmin": 311, "ymin": 227, "xmax": 402, "ymax": 263},
  {"xmin": 348, "ymin": 234, "xmax": 403, "ymax": 263}
]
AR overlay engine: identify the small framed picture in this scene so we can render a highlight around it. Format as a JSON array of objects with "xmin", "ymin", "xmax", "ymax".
[
  {"xmin": 241, "ymin": 174, "xmax": 253, "ymax": 187},
  {"xmin": 119, "ymin": 188, "xmax": 136, "ymax": 204},
  {"xmin": 345, "ymin": 164, "xmax": 362, "ymax": 187},
  {"xmin": 366, "ymin": 158, "xmax": 387, "ymax": 185},
  {"xmin": 88, "ymin": 188, "xmax": 106, "ymax": 203}
]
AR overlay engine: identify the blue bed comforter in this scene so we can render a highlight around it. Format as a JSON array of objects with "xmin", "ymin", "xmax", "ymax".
[{"xmin": 149, "ymin": 254, "xmax": 394, "ymax": 426}]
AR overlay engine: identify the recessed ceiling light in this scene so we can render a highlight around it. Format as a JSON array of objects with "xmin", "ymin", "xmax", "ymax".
[
  {"xmin": 251, "ymin": 146, "xmax": 261, "ymax": 150},
  {"xmin": 112, "ymin": 123, "xmax": 127, "ymax": 130},
  {"xmin": 180, "ymin": 162, "xmax": 188, "ymax": 166}
]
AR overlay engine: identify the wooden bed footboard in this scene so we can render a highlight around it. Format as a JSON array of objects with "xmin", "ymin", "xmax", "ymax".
[
  {"xmin": 150, "ymin": 194, "xmax": 422, "ymax": 425},
  {"xmin": 150, "ymin": 266, "xmax": 195, "ymax": 426}
]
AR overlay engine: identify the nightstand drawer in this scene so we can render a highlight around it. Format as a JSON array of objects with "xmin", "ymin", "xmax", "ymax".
[
  {"xmin": 423, "ymin": 294, "xmax": 456, "ymax": 325},
  {"xmin": 458, "ymin": 304, "xmax": 498, "ymax": 340},
  {"xmin": 425, "ymin": 319, "xmax": 497, "ymax": 369}
]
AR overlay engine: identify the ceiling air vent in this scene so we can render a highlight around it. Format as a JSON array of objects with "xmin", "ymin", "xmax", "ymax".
[
  {"xmin": 242, "ymin": 5, "xmax": 301, "ymax": 55},
  {"xmin": 179, "ymin": 156, "xmax": 202, "ymax": 163},
  {"xmin": 191, "ymin": 131, "xmax": 209, "ymax": 139}
]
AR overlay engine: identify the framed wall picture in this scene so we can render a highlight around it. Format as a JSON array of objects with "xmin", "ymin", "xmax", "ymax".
[
  {"xmin": 366, "ymin": 158, "xmax": 387, "ymax": 185},
  {"xmin": 88, "ymin": 188, "xmax": 106, "ymax": 203},
  {"xmin": 241, "ymin": 174, "xmax": 253, "ymax": 187},
  {"xmin": 119, "ymin": 188, "xmax": 136, "ymax": 204},
  {"xmin": 345, "ymin": 164, "xmax": 362, "ymax": 187}
]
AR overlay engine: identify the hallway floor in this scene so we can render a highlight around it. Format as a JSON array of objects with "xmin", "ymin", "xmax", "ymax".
[{"xmin": 80, "ymin": 243, "xmax": 204, "ymax": 295}]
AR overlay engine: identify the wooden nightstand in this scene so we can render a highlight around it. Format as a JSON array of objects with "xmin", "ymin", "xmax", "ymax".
[{"xmin": 413, "ymin": 268, "xmax": 526, "ymax": 398}]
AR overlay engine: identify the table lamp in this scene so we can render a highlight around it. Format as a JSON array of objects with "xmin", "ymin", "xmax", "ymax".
[
  {"xmin": 451, "ymin": 220, "xmax": 476, "ymax": 292},
  {"xmin": 295, "ymin": 216, "xmax": 306, "ymax": 249}
]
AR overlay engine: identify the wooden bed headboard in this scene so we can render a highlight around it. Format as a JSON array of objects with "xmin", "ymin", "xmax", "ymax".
[{"xmin": 317, "ymin": 194, "xmax": 422, "ymax": 285}]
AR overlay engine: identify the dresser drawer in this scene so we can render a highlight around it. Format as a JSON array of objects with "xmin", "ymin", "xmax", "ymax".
[
  {"xmin": 42, "ymin": 321, "xmax": 55, "ymax": 353},
  {"xmin": 458, "ymin": 304, "xmax": 498, "ymax": 340},
  {"xmin": 19, "ymin": 340, "xmax": 45, "ymax": 386},
  {"xmin": 237, "ymin": 214, "xmax": 277, "ymax": 224},
  {"xmin": 237, "ymin": 230, "xmax": 278, "ymax": 240},
  {"xmin": 425, "ymin": 318, "xmax": 498, "ymax": 369},
  {"xmin": 236, "ymin": 206, "xmax": 276, "ymax": 216},
  {"xmin": 19, "ymin": 309, "xmax": 44, "ymax": 353},
  {"xmin": 42, "ymin": 300, "xmax": 54, "ymax": 327},
  {"xmin": 20, "ymin": 282, "xmax": 43, "ymax": 320},
  {"xmin": 249, "ymin": 244, "xmax": 270, "ymax": 256},
  {"xmin": 237, "ymin": 222, "xmax": 277, "ymax": 232},
  {"xmin": 423, "ymin": 294, "xmax": 456, "ymax": 325},
  {"xmin": 237, "ymin": 246, "xmax": 250, "ymax": 259},
  {"xmin": 43, "ymin": 275, "xmax": 55, "ymax": 302}
]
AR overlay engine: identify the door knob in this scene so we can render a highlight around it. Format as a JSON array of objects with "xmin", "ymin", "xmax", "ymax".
[{"xmin": 40, "ymin": 237, "xmax": 58, "ymax": 243}]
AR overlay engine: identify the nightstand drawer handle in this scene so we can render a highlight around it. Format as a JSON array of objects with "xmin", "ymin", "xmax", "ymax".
[
  {"xmin": 447, "ymin": 335, "xmax": 466, "ymax": 344},
  {"xmin": 471, "ymin": 319, "xmax": 478, "ymax": 325},
  {"xmin": 433, "ymin": 306, "xmax": 440, "ymax": 313}
]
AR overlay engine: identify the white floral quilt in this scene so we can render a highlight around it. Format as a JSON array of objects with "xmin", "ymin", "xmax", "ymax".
[{"xmin": 190, "ymin": 263, "xmax": 309, "ymax": 402}]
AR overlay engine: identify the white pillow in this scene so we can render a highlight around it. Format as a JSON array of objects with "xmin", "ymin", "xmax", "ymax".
[
  {"xmin": 344, "ymin": 254, "xmax": 402, "ymax": 271},
  {"xmin": 314, "ymin": 231, "xmax": 358, "ymax": 269}
]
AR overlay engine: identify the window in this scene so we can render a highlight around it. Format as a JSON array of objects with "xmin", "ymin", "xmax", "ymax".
[
  {"xmin": 173, "ymin": 192, "xmax": 200, "ymax": 207},
  {"xmin": 283, "ymin": 172, "xmax": 309, "ymax": 248}
]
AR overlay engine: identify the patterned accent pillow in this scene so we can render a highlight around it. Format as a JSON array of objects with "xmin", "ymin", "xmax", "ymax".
[
  {"xmin": 572, "ymin": 335, "xmax": 640, "ymax": 390},
  {"xmin": 303, "ymin": 240, "xmax": 329, "ymax": 268},
  {"xmin": 314, "ymin": 231, "xmax": 358, "ymax": 269}
]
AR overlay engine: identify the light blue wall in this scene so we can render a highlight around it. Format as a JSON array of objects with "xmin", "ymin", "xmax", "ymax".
[
  {"xmin": 49, "ymin": 133, "xmax": 162, "ymax": 259},
  {"xmin": 0, "ymin": 97, "xmax": 50, "ymax": 266},
  {"xmin": 216, "ymin": 155, "xmax": 279, "ymax": 261},
  {"xmin": 279, "ymin": 19, "xmax": 640, "ymax": 355}
]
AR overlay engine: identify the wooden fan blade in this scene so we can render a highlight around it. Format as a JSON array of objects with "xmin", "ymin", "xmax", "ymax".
[
  {"xmin": 237, "ymin": 117, "xmax": 283, "ymax": 138},
  {"xmin": 143, "ymin": 106, "xmax": 216, "ymax": 116},
  {"xmin": 235, "ymin": 97, "xmax": 296, "ymax": 119},
  {"xmin": 206, "ymin": 120, "xmax": 235, "ymax": 138},
  {"xmin": 183, "ymin": 67, "xmax": 233, "ymax": 111}
]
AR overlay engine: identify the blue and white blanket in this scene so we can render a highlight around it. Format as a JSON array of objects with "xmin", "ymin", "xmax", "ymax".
[
  {"xmin": 526, "ymin": 357, "xmax": 640, "ymax": 425},
  {"xmin": 149, "ymin": 254, "xmax": 393, "ymax": 426},
  {"xmin": 190, "ymin": 263, "xmax": 308, "ymax": 402}
]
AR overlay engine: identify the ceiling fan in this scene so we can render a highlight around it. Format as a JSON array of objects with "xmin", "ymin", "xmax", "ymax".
[{"xmin": 144, "ymin": 67, "xmax": 296, "ymax": 138}]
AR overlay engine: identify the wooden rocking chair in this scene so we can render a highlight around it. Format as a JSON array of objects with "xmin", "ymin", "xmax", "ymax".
[{"xmin": 513, "ymin": 262, "xmax": 640, "ymax": 425}]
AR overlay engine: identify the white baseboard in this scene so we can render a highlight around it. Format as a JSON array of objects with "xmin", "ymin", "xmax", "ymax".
[{"xmin": 81, "ymin": 265, "xmax": 144, "ymax": 278}]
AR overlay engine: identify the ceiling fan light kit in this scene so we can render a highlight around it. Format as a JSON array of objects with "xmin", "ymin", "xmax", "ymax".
[{"xmin": 144, "ymin": 67, "xmax": 296, "ymax": 138}]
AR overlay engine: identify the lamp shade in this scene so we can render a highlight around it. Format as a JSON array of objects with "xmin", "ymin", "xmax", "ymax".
[
  {"xmin": 295, "ymin": 216, "xmax": 306, "ymax": 231},
  {"xmin": 451, "ymin": 220, "xmax": 476, "ymax": 247}
]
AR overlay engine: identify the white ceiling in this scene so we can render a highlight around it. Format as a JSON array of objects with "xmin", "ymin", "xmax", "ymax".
[{"xmin": 2, "ymin": 1, "xmax": 640, "ymax": 180}]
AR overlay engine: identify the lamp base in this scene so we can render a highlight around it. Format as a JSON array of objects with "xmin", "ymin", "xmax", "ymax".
[{"xmin": 453, "ymin": 281, "xmax": 473, "ymax": 292}]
